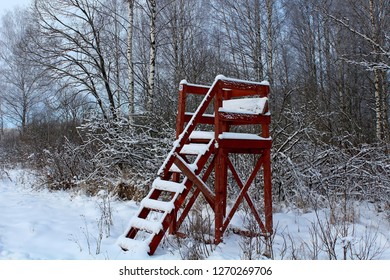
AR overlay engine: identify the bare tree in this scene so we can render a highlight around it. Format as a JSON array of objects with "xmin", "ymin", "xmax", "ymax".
[
  {"xmin": 0, "ymin": 8, "xmax": 48, "ymax": 133},
  {"xmin": 30, "ymin": 0, "xmax": 123, "ymax": 120},
  {"xmin": 324, "ymin": 0, "xmax": 389, "ymax": 141},
  {"xmin": 212, "ymin": 0, "xmax": 266, "ymax": 80}
]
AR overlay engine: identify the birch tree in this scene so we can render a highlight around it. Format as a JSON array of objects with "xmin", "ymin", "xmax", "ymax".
[
  {"xmin": 325, "ymin": 0, "xmax": 389, "ymax": 141},
  {"xmin": 146, "ymin": 0, "xmax": 156, "ymax": 112},
  {"xmin": 266, "ymin": 0, "xmax": 274, "ymax": 84},
  {"xmin": 127, "ymin": 0, "xmax": 135, "ymax": 120},
  {"xmin": 369, "ymin": 0, "xmax": 389, "ymax": 141}
]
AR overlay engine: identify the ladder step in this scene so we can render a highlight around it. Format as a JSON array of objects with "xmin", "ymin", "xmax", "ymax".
[
  {"xmin": 152, "ymin": 178, "xmax": 185, "ymax": 193},
  {"xmin": 117, "ymin": 235, "xmax": 150, "ymax": 253},
  {"xmin": 169, "ymin": 163, "xmax": 197, "ymax": 173},
  {"xmin": 141, "ymin": 198, "xmax": 175, "ymax": 212},
  {"xmin": 129, "ymin": 217, "xmax": 163, "ymax": 234},
  {"xmin": 180, "ymin": 143, "xmax": 209, "ymax": 155},
  {"xmin": 189, "ymin": 131, "xmax": 214, "ymax": 141}
]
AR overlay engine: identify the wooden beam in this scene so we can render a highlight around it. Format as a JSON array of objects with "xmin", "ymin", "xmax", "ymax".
[
  {"xmin": 219, "ymin": 139, "xmax": 272, "ymax": 150},
  {"xmin": 176, "ymin": 83, "xmax": 187, "ymax": 138},
  {"xmin": 176, "ymin": 155, "xmax": 216, "ymax": 230},
  {"xmin": 263, "ymin": 149, "xmax": 273, "ymax": 234},
  {"xmin": 185, "ymin": 84, "xmax": 210, "ymax": 95},
  {"xmin": 173, "ymin": 154, "xmax": 216, "ymax": 209}
]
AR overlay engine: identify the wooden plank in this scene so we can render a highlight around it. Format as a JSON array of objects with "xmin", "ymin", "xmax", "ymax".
[
  {"xmin": 219, "ymin": 138, "xmax": 272, "ymax": 150},
  {"xmin": 219, "ymin": 112, "xmax": 271, "ymax": 125},
  {"xmin": 185, "ymin": 84, "xmax": 210, "ymax": 95},
  {"xmin": 149, "ymin": 210, "xmax": 174, "ymax": 255},
  {"xmin": 219, "ymin": 81, "xmax": 269, "ymax": 97},
  {"xmin": 214, "ymin": 148, "xmax": 227, "ymax": 244}
]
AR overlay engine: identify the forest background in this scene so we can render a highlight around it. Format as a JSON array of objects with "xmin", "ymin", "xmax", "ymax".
[{"xmin": 0, "ymin": 0, "xmax": 389, "ymax": 237}]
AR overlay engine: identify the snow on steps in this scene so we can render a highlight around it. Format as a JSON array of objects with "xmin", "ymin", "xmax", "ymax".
[
  {"xmin": 152, "ymin": 178, "xmax": 185, "ymax": 193},
  {"xmin": 169, "ymin": 163, "xmax": 197, "ymax": 173},
  {"xmin": 141, "ymin": 198, "xmax": 175, "ymax": 213},
  {"xmin": 189, "ymin": 131, "xmax": 214, "ymax": 140},
  {"xmin": 169, "ymin": 140, "xmax": 214, "ymax": 173},
  {"xmin": 128, "ymin": 217, "xmax": 163, "ymax": 234},
  {"xmin": 180, "ymin": 143, "xmax": 209, "ymax": 155}
]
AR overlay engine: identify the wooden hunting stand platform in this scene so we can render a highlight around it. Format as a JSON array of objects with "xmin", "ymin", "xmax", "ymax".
[{"xmin": 118, "ymin": 75, "xmax": 272, "ymax": 255}]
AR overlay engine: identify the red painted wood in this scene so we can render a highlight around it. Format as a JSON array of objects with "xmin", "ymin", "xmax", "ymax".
[
  {"xmin": 219, "ymin": 112, "xmax": 271, "ymax": 125},
  {"xmin": 176, "ymin": 83, "xmax": 187, "ymax": 138},
  {"xmin": 123, "ymin": 76, "xmax": 273, "ymax": 255},
  {"xmin": 173, "ymin": 154, "xmax": 216, "ymax": 209},
  {"xmin": 219, "ymin": 139, "xmax": 272, "ymax": 151}
]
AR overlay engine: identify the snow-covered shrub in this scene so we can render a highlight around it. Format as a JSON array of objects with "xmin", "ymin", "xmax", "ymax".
[
  {"xmin": 42, "ymin": 113, "xmax": 174, "ymax": 197},
  {"xmin": 272, "ymin": 137, "xmax": 390, "ymax": 210}
]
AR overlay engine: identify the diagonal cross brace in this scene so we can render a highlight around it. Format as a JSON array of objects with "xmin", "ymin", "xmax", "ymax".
[
  {"xmin": 173, "ymin": 153, "xmax": 216, "ymax": 209},
  {"xmin": 222, "ymin": 154, "xmax": 266, "ymax": 234},
  {"xmin": 176, "ymin": 155, "xmax": 216, "ymax": 230}
]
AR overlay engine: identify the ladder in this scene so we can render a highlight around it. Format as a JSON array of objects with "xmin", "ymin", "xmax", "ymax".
[{"xmin": 118, "ymin": 75, "xmax": 272, "ymax": 255}]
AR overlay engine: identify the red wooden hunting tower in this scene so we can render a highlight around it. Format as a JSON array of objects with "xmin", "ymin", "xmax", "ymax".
[{"xmin": 118, "ymin": 75, "xmax": 272, "ymax": 255}]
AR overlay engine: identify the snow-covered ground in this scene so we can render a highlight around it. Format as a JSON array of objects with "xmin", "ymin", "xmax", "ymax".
[{"xmin": 1, "ymin": 168, "xmax": 389, "ymax": 260}]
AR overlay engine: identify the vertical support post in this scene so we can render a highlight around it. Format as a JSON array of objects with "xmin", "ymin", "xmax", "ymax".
[
  {"xmin": 169, "ymin": 208, "xmax": 177, "ymax": 235},
  {"xmin": 170, "ymin": 81, "xmax": 187, "ymax": 235},
  {"xmin": 214, "ymin": 84, "xmax": 227, "ymax": 244},
  {"xmin": 263, "ymin": 149, "xmax": 272, "ymax": 234},
  {"xmin": 262, "ymin": 122, "xmax": 272, "ymax": 235},
  {"xmin": 176, "ymin": 81, "xmax": 187, "ymax": 139},
  {"xmin": 215, "ymin": 149, "xmax": 227, "ymax": 243}
]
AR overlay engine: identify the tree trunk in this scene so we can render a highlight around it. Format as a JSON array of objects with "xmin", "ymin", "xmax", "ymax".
[
  {"xmin": 369, "ymin": 0, "xmax": 385, "ymax": 141},
  {"xmin": 0, "ymin": 99, "xmax": 3, "ymax": 139},
  {"xmin": 254, "ymin": 0, "xmax": 263, "ymax": 81},
  {"xmin": 147, "ymin": 0, "xmax": 157, "ymax": 113},
  {"xmin": 266, "ymin": 0, "xmax": 273, "ymax": 84},
  {"xmin": 114, "ymin": 1, "xmax": 121, "ymax": 113},
  {"xmin": 127, "ymin": 0, "xmax": 135, "ymax": 121}
]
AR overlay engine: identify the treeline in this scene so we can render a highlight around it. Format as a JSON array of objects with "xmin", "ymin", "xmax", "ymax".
[{"xmin": 0, "ymin": 0, "xmax": 388, "ymax": 204}]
